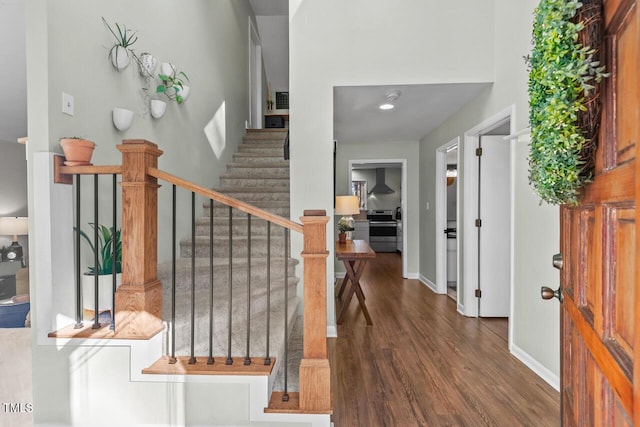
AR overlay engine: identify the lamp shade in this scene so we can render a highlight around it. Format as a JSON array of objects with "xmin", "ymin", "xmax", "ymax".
[
  {"xmin": 0, "ymin": 217, "xmax": 28, "ymax": 238},
  {"xmin": 335, "ymin": 196, "xmax": 360, "ymax": 216}
]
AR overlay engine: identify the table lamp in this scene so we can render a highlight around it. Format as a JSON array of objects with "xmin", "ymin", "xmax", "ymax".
[
  {"xmin": 0, "ymin": 217, "xmax": 28, "ymax": 264},
  {"xmin": 335, "ymin": 195, "xmax": 360, "ymax": 241}
]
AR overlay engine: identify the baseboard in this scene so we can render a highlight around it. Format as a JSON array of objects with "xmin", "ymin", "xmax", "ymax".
[
  {"xmin": 418, "ymin": 274, "xmax": 437, "ymax": 293},
  {"xmin": 326, "ymin": 325, "xmax": 337, "ymax": 338},
  {"xmin": 510, "ymin": 343, "xmax": 560, "ymax": 391},
  {"xmin": 335, "ymin": 272, "xmax": 345, "ymax": 279},
  {"xmin": 405, "ymin": 272, "xmax": 419, "ymax": 280}
]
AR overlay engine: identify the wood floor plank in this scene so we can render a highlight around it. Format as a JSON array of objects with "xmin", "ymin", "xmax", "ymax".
[{"xmin": 329, "ymin": 253, "xmax": 559, "ymax": 426}]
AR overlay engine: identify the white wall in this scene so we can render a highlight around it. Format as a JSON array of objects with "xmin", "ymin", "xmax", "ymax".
[
  {"xmin": 418, "ymin": 0, "xmax": 560, "ymax": 380},
  {"xmin": 256, "ymin": 15, "xmax": 289, "ymax": 93},
  {"xmin": 290, "ymin": 0, "xmax": 494, "ymax": 331},
  {"xmin": 0, "ymin": 143, "xmax": 29, "ymax": 260}
]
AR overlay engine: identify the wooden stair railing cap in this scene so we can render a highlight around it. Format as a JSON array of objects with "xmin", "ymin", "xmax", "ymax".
[
  {"xmin": 117, "ymin": 139, "xmax": 164, "ymax": 156},
  {"xmin": 303, "ymin": 210, "xmax": 326, "ymax": 216}
]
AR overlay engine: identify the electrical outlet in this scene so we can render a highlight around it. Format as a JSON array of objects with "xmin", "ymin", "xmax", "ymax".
[{"xmin": 62, "ymin": 92, "xmax": 74, "ymax": 116}]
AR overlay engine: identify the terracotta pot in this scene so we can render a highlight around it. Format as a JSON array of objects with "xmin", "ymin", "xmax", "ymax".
[
  {"xmin": 338, "ymin": 233, "xmax": 347, "ymax": 243},
  {"xmin": 59, "ymin": 138, "xmax": 95, "ymax": 166}
]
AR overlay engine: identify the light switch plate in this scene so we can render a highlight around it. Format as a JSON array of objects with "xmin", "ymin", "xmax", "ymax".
[{"xmin": 62, "ymin": 92, "xmax": 74, "ymax": 116}]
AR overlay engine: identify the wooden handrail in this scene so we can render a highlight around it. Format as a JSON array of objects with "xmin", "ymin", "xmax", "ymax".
[
  {"xmin": 147, "ymin": 167, "xmax": 303, "ymax": 234},
  {"xmin": 59, "ymin": 165, "xmax": 123, "ymax": 175}
]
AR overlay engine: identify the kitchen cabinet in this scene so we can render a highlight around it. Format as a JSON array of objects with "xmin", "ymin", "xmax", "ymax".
[{"xmin": 354, "ymin": 221, "xmax": 370, "ymax": 243}]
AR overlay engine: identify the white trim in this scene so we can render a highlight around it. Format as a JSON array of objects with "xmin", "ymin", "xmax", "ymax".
[
  {"xmin": 435, "ymin": 137, "xmax": 459, "ymax": 295},
  {"xmin": 348, "ymin": 158, "xmax": 408, "ymax": 277},
  {"xmin": 418, "ymin": 274, "xmax": 437, "ymax": 293},
  {"xmin": 461, "ymin": 106, "xmax": 515, "ymax": 319},
  {"xmin": 326, "ymin": 325, "xmax": 337, "ymax": 338},
  {"xmin": 510, "ymin": 343, "xmax": 560, "ymax": 391},
  {"xmin": 248, "ymin": 18, "xmax": 262, "ymax": 129},
  {"xmin": 405, "ymin": 272, "xmax": 420, "ymax": 280}
]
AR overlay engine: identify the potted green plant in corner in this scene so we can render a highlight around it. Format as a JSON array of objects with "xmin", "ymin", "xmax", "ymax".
[
  {"xmin": 156, "ymin": 64, "xmax": 190, "ymax": 104},
  {"xmin": 102, "ymin": 17, "xmax": 138, "ymax": 71},
  {"xmin": 78, "ymin": 223, "xmax": 122, "ymax": 315},
  {"xmin": 337, "ymin": 218, "xmax": 354, "ymax": 244},
  {"xmin": 59, "ymin": 137, "xmax": 96, "ymax": 166}
]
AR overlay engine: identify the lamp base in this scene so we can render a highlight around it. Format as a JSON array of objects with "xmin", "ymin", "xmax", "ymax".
[{"xmin": 4, "ymin": 241, "xmax": 23, "ymax": 264}]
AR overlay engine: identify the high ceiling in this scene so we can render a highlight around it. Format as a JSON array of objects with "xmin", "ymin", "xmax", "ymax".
[{"xmin": 2, "ymin": 1, "xmax": 492, "ymax": 147}]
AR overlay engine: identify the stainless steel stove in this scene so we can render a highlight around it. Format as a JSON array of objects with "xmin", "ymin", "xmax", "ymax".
[{"xmin": 366, "ymin": 210, "xmax": 397, "ymax": 252}]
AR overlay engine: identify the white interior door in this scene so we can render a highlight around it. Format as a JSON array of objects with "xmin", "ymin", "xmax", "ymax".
[{"xmin": 478, "ymin": 135, "xmax": 510, "ymax": 317}]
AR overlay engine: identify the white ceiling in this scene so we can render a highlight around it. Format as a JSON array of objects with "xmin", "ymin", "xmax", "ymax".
[
  {"xmin": 333, "ymin": 83, "xmax": 490, "ymax": 144},
  {"xmin": 0, "ymin": 0, "xmax": 27, "ymax": 144}
]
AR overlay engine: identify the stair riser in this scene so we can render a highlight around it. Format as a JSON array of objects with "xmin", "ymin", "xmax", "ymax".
[
  {"xmin": 195, "ymin": 223, "xmax": 290, "ymax": 237},
  {"xmin": 236, "ymin": 146, "xmax": 284, "ymax": 155},
  {"xmin": 220, "ymin": 178, "xmax": 289, "ymax": 188},
  {"xmin": 244, "ymin": 131, "xmax": 288, "ymax": 141},
  {"xmin": 180, "ymin": 239, "xmax": 288, "ymax": 258},
  {"xmin": 225, "ymin": 166, "xmax": 290, "ymax": 177},
  {"xmin": 231, "ymin": 156, "xmax": 289, "ymax": 166},
  {"xmin": 202, "ymin": 207, "xmax": 290, "ymax": 220},
  {"xmin": 209, "ymin": 191, "xmax": 290, "ymax": 202}
]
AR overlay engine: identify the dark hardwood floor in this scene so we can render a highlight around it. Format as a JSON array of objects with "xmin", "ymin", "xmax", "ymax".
[{"xmin": 328, "ymin": 253, "xmax": 559, "ymax": 426}]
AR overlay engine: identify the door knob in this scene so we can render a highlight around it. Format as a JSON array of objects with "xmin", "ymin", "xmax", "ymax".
[
  {"xmin": 541, "ymin": 286, "xmax": 563, "ymax": 302},
  {"xmin": 552, "ymin": 253, "xmax": 563, "ymax": 270}
]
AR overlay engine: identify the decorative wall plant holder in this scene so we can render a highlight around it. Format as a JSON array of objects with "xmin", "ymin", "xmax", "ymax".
[
  {"xmin": 150, "ymin": 100, "xmax": 167, "ymax": 119},
  {"xmin": 112, "ymin": 108, "xmax": 134, "ymax": 131},
  {"xmin": 138, "ymin": 52, "xmax": 157, "ymax": 77}
]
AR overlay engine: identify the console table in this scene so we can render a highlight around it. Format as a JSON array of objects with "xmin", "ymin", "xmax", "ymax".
[{"xmin": 335, "ymin": 239, "xmax": 376, "ymax": 325}]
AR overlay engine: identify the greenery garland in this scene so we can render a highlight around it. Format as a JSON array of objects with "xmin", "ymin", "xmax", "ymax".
[{"xmin": 527, "ymin": 0, "xmax": 607, "ymax": 205}]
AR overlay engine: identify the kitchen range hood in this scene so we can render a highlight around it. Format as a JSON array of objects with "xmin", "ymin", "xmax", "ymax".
[{"xmin": 368, "ymin": 168, "xmax": 395, "ymax": 194}]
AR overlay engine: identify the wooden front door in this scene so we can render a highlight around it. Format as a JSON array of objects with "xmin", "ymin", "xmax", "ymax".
[{"xmin": 556, "ymin": 0, "xmax": 639, "ymax": 424}]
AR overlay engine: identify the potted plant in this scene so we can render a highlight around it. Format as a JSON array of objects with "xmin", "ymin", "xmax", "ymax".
[
  {"xmin": 156, "ymin": 64, "xmax": 190, "ymax": 104},
  {"xmin": 337, "ymin": 218, "xmax": 354, "ymax": 244},
  {"xmin": 102, "ymin": 17, "xmax": 138, "ymax": 71},
  {"xmin": 77, "ymin": 223, "xmax": 122, "ymax": 313},
  {"xmin": 59, "ymin": 137, "xmax": 96, "ymax": 166}
]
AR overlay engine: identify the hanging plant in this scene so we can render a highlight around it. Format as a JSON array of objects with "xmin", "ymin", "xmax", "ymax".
[{"xmin": 526, "ymin": 0, "xmax": 608, "ymax": 205}]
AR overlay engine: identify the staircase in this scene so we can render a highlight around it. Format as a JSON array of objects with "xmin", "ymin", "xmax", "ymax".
[{"xmin": 157, "ymin": 129, "xmax": 300, "ymax": 389}]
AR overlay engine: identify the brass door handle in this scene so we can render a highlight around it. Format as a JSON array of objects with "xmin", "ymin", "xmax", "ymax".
[
  {"xmin": 541, "ymin": 286, "xmax": 563, "ymax": 303},
  {"xmin": 552, "ymin": 253, "xmax": 563, "ymax": 270}
]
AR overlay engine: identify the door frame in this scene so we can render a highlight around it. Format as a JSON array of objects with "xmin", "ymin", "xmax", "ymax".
[
  {"xmin": 348, "ymin": 158, "xmax": 408, "ymax": 278},
  {"xmin": 461, "ymin": 106, "xmax": 515, "ymax": 330},
  {"xmin": 436, "ymin": 138, "xmax": 461, "ymax": 308},
  {"xmin": 248, "ymin": 18, "xmax": 262, "ymax": 129}
]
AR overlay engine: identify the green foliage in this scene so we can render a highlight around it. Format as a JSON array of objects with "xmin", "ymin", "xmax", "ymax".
[
  {"xmin": 78, "ymin": 223, "xmax": 122, "ymax": 276},
  {"xmin": 102, "ymin": 17, "xmax": 138, "ymax": 68},
  {"xmin": 156, "ymin": 64, "xmax": 190, "ymax": 104},
  {"xmin": 527, "ymin": 0, "xmax": 608, "ymax": 205},
  {"xmin": 337, "ymin": 217, "xmax": 354, "ymax": 234}
]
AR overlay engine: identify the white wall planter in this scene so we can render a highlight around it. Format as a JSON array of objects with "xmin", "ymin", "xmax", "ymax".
[
  {"xmin": 160, "ymin": 62, "xmax": 174, "ymax": 77},
  {"xmin": 150, "ymin": 100, "xmax": 167, "ymax": 119},
  {"xmin": 139, "ymin": 52, "xmax": 157, "ymax": 76},
  {"xmin": 112, "ymin": 108, "xmax": 134, "ymax": 131},
  {"xmin": 177, "ymin": 85, "xmax": 190, "ymax": 103},
  {"xmin": 82, "ymin": 273, "xmax": 122, "ymax": 313},
  {"xmin": 111, "ymin": 46, "xmax": 130, "ymax": 71}
]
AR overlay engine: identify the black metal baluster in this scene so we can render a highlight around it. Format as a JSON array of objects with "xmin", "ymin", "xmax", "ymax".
[
  {"xmin": 169, "ymin": 185, "xmax": 177, "ymax": 364},
  {"xmin": 110, "ymin": 174, "xmax": 117, "ymax": 330},
  {"xmin": 208, "ymin": 199, "xmax": 214, "ymax": 365},
  {"xmin": 282, "ymin": 227, "xmax": 289, "ymax": 402},
  {"xmin": 244, "ymin": 214, "xmax": 252, "ymax": 366},
  {"xmin": 92, "ymin": 174, "xmax": 100, "ymax": 329},
  {"xmin": 189, "ymin": 192, "xmax": 196, "ymax": 365},
  {"xmin": 264, "ymin": 222, "xmax": 271, "ymax": 366},
  {"xmin": 74, "ymin": 174, "xmax": 83, "ymax": 329},
  {"xmin": 226, "ymin": 206, "xmax": 233, "ymax": 365}
]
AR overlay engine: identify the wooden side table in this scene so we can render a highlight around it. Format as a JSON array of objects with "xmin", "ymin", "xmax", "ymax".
[{"xmin": 335, "ymin": 239, "xmax": 376, "ymax": 325}]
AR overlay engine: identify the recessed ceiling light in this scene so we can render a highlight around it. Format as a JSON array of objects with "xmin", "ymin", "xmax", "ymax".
[{"xmin": 378, "ymin": 90, "xmax": 401, "ymax": 111}]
